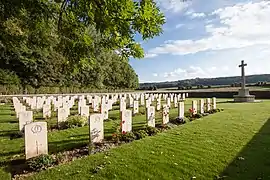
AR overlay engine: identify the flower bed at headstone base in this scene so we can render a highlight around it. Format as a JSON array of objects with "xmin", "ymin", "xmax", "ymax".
[{"xmin": 11, "ymin": 108, "xmax": 224, "ymax": 180}]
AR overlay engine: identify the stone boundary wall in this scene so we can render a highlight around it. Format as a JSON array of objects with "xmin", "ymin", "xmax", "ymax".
[{"xmin": 1, "ymin": 90, "xmax": 270, "ymax": 99}]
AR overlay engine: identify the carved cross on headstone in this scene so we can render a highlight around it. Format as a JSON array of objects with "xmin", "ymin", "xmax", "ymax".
[{"xmin": 239, "ymin": 60, "xmax": 247, "ymax": 89}]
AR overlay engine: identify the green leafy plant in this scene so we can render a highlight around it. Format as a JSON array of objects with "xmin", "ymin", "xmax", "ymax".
[
  {"xmin": 134, "ymin": 129, "xmax": 148, "ymax": 140},
  {"xmin": 26, "ymin": 154, "xmax": 55, "ymax": 171},
  {"xmin": 194, "ymin": 113, "xmax": 203, "ymax": 119},
  {"xmin": 158, "ymin": 124, "xmax": 173, "ymax": 131},
  {"xmin": 60, "ymin": 115, "xmax": 88, "ymax": 129},
  {"xmin": 170, "ymin": 117, "xmax": 186, "ymax": 125},
  {"xmin": 120, "ymin": 132, "xmax": 136, "ymax": 142},
  {"xmin": 145, "ymin": 126, "xmax": 160, "ymax": 136},
  {"xmin": 54, "ymin": 153, "xmax": 66, "ymax": 165}
]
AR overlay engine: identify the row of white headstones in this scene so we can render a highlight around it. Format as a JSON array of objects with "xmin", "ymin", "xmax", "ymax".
[{"xmin": 12, "ymin": 93, "xmax": 217, "ymax": 159}]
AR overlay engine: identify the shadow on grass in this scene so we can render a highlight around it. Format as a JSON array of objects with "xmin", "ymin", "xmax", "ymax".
[
  {"xmin": 48, "ymin": 138, "xmax": 89, "ymax": 154},
  {"xmin": 217, "ymin": 101, "xmax": 233, "ymax": 104},
  {"xmin": 0, "ymin": 130, "xmax": 18, "ymax": 137},
  {"xmin": 220, "ymin": 118, "xmax": 270, "ymax": 180},
  {"xmin": 0, "ymin": 118, "xmax": 18, "ymax": 124}
]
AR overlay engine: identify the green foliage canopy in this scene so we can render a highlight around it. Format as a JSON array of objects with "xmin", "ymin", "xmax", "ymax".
[{"xmin": 0, "ymin": 0, "xmax": 165, "ymax": 90}]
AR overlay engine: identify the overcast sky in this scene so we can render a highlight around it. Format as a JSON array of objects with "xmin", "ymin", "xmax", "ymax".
[{"xmin": 129, "ymin": 0, "xmax": 270, "ymax": 83}]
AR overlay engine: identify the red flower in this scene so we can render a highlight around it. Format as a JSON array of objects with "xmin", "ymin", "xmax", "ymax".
[
  {"xmin": 122, "ymin": 120, "xmax": 125, "ymax": 124},
  {"xmin": 122, "ymin": 131, "xmax": 126, "ymax": 134}
]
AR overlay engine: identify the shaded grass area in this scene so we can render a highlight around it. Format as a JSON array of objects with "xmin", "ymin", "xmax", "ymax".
[
  {"xmin": 0, "ymin": 99, "xmax": 196, "ymax": 179},
  {"xmin": 27, "ymin": 100, "xmax": 270, "ymax": 180},
  {"xmin": 2, "ymin": 99, "xmax": 270, "ymax": 179}
]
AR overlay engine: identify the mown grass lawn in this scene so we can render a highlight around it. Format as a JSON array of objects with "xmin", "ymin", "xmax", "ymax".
[{"xmin": 1, "ymin": 99, "xmax": 270, "ymax": 180}]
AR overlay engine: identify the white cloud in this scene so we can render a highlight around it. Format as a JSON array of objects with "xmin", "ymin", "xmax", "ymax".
[
  {"xmin": 161, "ymin": 66, "xmax": 205, "ymax": 79},
  {"xmin": 145, "ymin": 1, "xmax": 270, "ymax": 57},
  {"xmin": 185, "ymin": 10, "xmax": 206, "ymax": 19},
  {"xmin": 175, "ymin": 23, "xmax": 184, "ymax": 29},
  {"xmin": 152, "ymin": 73, "xmax": 158, "ymax": 77},
  {"xmin": 191, "ymin": 12, "xmax": 206, "ymax": 18},
  {"xmin": 155, "ymin": 0, "xmax": 191, "ymax": 13},
  {"xmin": 159, "ymin": 65, "xmax": 232, "ymax": 81},
  {"xmin": 144, "ymin": 53, "xmax": 158, "ymax": 58}
]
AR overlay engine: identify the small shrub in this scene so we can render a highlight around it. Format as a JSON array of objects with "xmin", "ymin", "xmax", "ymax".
[
  {"xmin": 27, "ymin": 154, "xmax": 55, "ymax": 171},
  {"xmin": 120, "ymin": 132, "xmax": 136, "ymax": 142},
  {"xmin": 111, "ymin": 133, "xmax": 121, "ymax": 143},
  {"xmin": 54, "ymin": 153, "xmax": 65, "ymax": 165},
  {"xmin": 158, "ymin": 124, "xmax": 173, "ymax": 131},
  {"xmin": 64, "ymin": 115, "xmax": 87, "ymax": 128},
  {"xmin": 194, "ymin": 113, "xmax": 203, "ymax": 119},
  {"xmin": 134, "ymin": 129, "xmax": 148, "ymax": 140},
  {"xmin": 170, "ymin": 117, "xmax": 186, "ymax": 125},
  {"xmin": 111, "ymin": 132, "xmax": 136, "ymax": 143},
  {"xmin": 145, "ymin": 126, "xmax": 160, "ymax": 136}
]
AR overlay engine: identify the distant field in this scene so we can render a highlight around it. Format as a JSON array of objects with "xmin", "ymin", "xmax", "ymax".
[{"xmin": 158, "ymin": 86, "xmax": 270, "ymax": 92}]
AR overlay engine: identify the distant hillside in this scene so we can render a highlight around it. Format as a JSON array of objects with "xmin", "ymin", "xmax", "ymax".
[{"xmin": 139, "ymin": 74, "xmax": 270, "ymax": 89}]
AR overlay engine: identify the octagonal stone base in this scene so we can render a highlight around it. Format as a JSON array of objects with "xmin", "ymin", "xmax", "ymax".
[
  {"xmin": 233, "ymin": 88, "xmax": 255, "ymax": 102},
  {"xmin": 233, "ymin": 95, "xmax": 255, "ymax": 102}
]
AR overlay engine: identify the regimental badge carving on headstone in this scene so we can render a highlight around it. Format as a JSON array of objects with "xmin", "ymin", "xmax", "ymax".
[
  {"xmin": 25, "ymin": 122, "xmax": 48, "ymax": 159},
  {"xmin": 31, "ymin": 125, "xmax": 42, "ymax": 134}
]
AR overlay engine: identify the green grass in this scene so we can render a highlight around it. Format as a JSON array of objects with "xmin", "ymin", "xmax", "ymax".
[{"xmin": 1, "ymin": 99, "xmax": 270, "ymax": 179}]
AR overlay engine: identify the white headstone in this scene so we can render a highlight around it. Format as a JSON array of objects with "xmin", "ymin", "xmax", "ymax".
[
  {"xmin": 212, "ymin": 97, "xmax": 217, "ymax": 110},
  {"xmin": 133, "ymin": 100, "xmax": 139, "ymax": 114},
  {"xmin": 178, "ymin": 102, "xmax": 185, "ymax": 119},
  {"xmin": 58, "ymin": 108, "xmax": 68, "ymax": 122},
  {"xmin": 145, "ymin": 99, "xmax": 151, "ymax": 108},
  {"xmin": 140, "ymin": 94, "xmax": 145, "ymax": 106},
  {"xmin": 166, "ymin": 98, "xmax": 171, "ymax": 108},
  {"xmin": 16, "ymin": 105, "xmax": 26, "ymax": 118},
  {"xmin": 162, "ymin": 105, "xmax": 170, "ymax": 125},
  {"xmin": 174, "ymin": 96, "xmax": 178, "ymax": 108},
  {"xmin": 93, "ymin": 99, "xmax": 99, "ymax": 112},
  {"xmin": 25, "ymin": 122, "xmax": 48, "ymax": 159},
  {"xmin": 146, "ymin": 106, "xmax": 155, "ymax": 127},
  {"xmin": 101, "ymin": 103, "xmax": 109, "ymax": 120},
  {"xmin": 121, "ymin": 110, "xmax": 132, "ymax": 133},
  {"xmin": 200, "ymin": 99, "xmax": 204, "ymax": 114},
  {"xmin": 156, "ymin": 98, "xmax": 161, "ymax": 111},
  {"xmin": 42, "ymin": 104, "xmax": 51, "ymax": 118},
  {"xmin": 192, "ymin": 100, "xmax": 198, "ymax": 115},
  {"xmin": 19, "ymin": 111, "xmax": 33, "ymax": 132},
  {"xmin": 119, "ymin": 98, "xmax": 126, "ymax": 112},
  {"xmin": 206, "ymin": 98, "xmax": 211, "ymax": 111},
  {"xmin": 81, "ymin": 106, "xmax": 90, "ymax": 118},
  {"xmin": 89, "ymin": 114, "xmax": 104, "ymax": 143}
]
